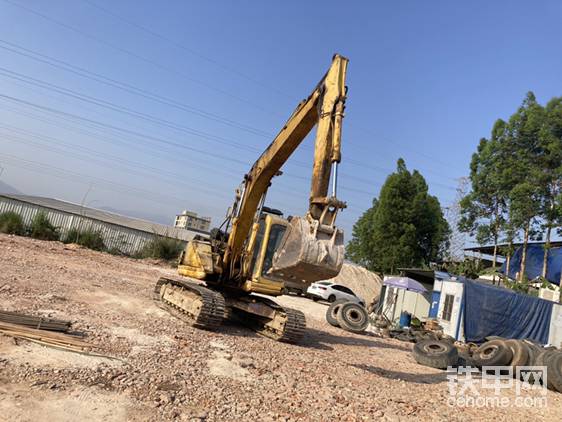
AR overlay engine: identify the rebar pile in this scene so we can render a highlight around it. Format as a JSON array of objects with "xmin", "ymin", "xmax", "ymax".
[
  {"xmin": 0, "ymin": 310, "xmax": 71, "ymax": 332},
  {"xmin": 0, "ymin": 320, "xmax": 94, "ymax": 353}
]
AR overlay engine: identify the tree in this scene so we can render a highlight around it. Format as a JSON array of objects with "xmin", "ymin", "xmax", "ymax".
[
  {"xmin": 346, "ymin": 159, "xmax": 450, "ymax": 274},
  {"xmin": 538, "ymin": 97, "xmax": 562, "ymax": 277},
  {"xmin": 345, "ymin": 199, "xmax": 378, "ymax": 268},
  {"xmin": 460, "ymin": 92, "xmax": 562, "ymax": 283},
  {"xmin": 458, "ymin": 120, "xmax": 508, "ymax": 282},
  {"xmin": 503, "ymin": 92, "xmax": 545, "ymax": 280}
]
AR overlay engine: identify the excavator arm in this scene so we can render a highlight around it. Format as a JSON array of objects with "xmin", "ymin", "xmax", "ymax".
[{"xmin": 223, "ymin": 54, "xmax": 349, "ymax": 281}]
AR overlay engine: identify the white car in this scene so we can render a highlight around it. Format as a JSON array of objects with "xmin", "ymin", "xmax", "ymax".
[{"xmin": 307, "ymin": 281, "xmax": 365, "ymax": 306}]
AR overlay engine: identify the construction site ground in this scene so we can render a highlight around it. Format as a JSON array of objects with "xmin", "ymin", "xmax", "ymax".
[{"xmin": 0, "ymin": 233, "xmax": 559, "ymax": 421}]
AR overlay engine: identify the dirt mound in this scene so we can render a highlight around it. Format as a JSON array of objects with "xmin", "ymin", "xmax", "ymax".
[{"xmin": 328, "ymin": 262, "xmax": 382, "ymax": 304}]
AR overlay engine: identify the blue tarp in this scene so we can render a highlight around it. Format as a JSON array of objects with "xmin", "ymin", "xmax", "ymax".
[
  {"xmin": 463, "ymin": 279, "xmax": 553, "ymax": 344},
  {"xmin": 500, "ymin": 245, "xmax": 562, "ymax": 285}
]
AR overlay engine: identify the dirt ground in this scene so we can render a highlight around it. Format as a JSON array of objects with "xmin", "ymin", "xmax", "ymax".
[{"xmin": 0, "ymin": 233, "xmax": 559, "ymax": 421}]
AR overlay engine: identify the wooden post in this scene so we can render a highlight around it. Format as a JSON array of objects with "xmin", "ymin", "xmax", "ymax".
[
  {"xmin": 542, "ymin": 227, "xmax": 551, "ymax": 279},
  {"xmin": 519, "ymin": 222, "xmax": 530, "ymax": 282}
]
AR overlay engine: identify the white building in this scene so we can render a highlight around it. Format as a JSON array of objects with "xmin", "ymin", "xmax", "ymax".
[{"xmin": 174, "ymin": 210, "xmax": 211, "ymax": 233}]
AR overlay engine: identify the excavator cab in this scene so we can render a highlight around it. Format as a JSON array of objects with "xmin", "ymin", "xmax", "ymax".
[
  {"xmin": 241, "ymin": 213, "xmax": 289, "ymax": 295},
  {"xmin": 241, "ymin": 211, "xmax": 344, "ymax": 296}
]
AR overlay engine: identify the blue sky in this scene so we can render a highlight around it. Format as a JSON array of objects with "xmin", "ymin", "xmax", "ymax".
[{"xmin": 0, "ymin": 0, "xmax": 561, "ymax": 240}]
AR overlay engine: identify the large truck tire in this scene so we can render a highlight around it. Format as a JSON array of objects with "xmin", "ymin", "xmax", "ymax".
[
  {"xmin": 505, "ymin": 339, "xmax": 529, "ymax": 375},
  {"xmin": 336, "ymin": 302, "xmax": 369, "ymax": 333},
  {"xmin": 325, "ymin": 299, "xmax": 348, "ymax": 327},
  {"xmin": 546, "ymin": 352, "xmax": 562, "ymax": 392},
  {"xmin": 535, "ymin": 349, "xmax": 558, "ymax": 367},
  {"xmin": 524, "ymin": 342, "xmax": 541, "ymax": 367},
  {"xmin": 472, "ymin": 339, "xmax": 513, "ymax": 367},
  {"xmin": 413, "ymin": 339, "xmax": 459, "ymax": 369}
]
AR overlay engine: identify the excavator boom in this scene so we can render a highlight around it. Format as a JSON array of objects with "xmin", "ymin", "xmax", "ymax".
[{"xmin": 224, "ymin": 54, "xmax": 349, "ymax": 282}]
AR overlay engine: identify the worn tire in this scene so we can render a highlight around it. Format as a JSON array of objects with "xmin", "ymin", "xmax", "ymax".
[
  {"xmin": 414, "ymin": 331, "xmax": 439, "ymax": 342},
  {"xmin": 546, "ymin": 352, "xmax": 562, "ymax": 392},
  {"xmin": 535, "ymin": 349, "xmax": 558, "ymax": 367},
  {"xmin": 505, "ymin": 339, "xmax": 529, "ymax": 375},
  {"xmin": 521, "ymin": 344, "xmax": 544, "ymax": 383},
  {"xmin": 525, "ymin": 343, "xmax": 540, "ymax": 367},
  {"xmin": 485, "ymin": 335, "xmax": 505, "ymax": 342},
  {"xmin": 395, "ymin": 332, "xmax": 416, "ymax": 343},
  {"xmin": 413, "ymin": 340, "xmax": 459, "ymax": 369},
  {"xmin": 336, "ymin": 302, "xmax": 369, "ymax": 333},
  {"xmin": 472, "ymin": 340, "xmax": 513, "ymax": 368},
  {"xmin": 325, "ymin": 299, "xmax": 348, "ymax": 327},
  {"xmin": 523, "ymin": 341, "xmax": 541, "ymax": 361}
]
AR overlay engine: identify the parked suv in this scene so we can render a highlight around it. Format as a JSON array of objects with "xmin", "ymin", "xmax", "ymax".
[{"xmin": 307, "ymin": 281, "xmax": 365, "ymax": 306}]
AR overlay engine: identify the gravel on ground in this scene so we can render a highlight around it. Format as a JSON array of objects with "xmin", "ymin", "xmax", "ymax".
[{"xmin": 0, "ymin": 234, "xmax": 559, "ymax": 421}]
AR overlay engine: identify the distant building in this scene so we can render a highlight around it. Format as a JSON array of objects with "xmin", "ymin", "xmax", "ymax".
[
  {"xmin": 0, "ymin": 194, "xmax": 208, "ymax": 255},
  {"xmin": 174, "ymin": 210, "xmax": 211, "ymax": 232}
]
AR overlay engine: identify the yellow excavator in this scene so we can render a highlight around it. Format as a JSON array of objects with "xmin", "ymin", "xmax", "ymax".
[{"xmin": 154, "ymin": 54, "xmax": 348, "ymax": 343}]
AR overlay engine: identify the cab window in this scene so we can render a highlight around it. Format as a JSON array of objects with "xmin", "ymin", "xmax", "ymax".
[
  {"xmin": 250, "ymin": 220, "xmax": 266, "ymax": 274},
  {"xmin": 261, "ymin": 224, "xmax": 286, "ymax": 275}
]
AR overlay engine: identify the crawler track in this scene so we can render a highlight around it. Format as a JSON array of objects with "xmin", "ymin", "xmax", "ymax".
[
  {"xmin": 231, "ymin": 296, "xmax": 306, "ymax": 343},
  {"xmin": 153, "ymin": 277, "xmax": 225, "ymax": 330},
  {"xmin": 154, "ymin": 278, "xmax": 305, "ymax": 343},
  {"xmin": 260, "ymin": 306, "xmax": 306, "ymax": 343}
]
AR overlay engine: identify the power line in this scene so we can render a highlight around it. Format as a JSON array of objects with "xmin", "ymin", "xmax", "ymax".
[
  {"xmin": 1, "ymin": 0, "xmax": 281, "ymax": 116},
  {"xmin": 0, "ymin": 92, "xmax": 382, "ymax": 198},
  {"xmin": 0, "ymin": 102, "xmax": 248, "ymax": 180},
  {"xmin": 80, "ymin": 0, "xmax": 293, "ymax": 101},
  {"xmin": 0, "ymin": 1, "xmax": 462, "ymax": 207},
  {"xmin": 0, "ymin": 127, "xmax": 227, "ymax": 194},
  {"xmin": 354, "ymin": 126, "xmax": 462, "ymax": 176},
  {"xmin": 0, "ymin": 39, "xmax": 458, "ymax": 190},
  {"xmin": 0, "ymin": 39, "xmax": 273, "ymax": 138},
  {"xmin": 2, "ymin": 130, "xmax": 319, "ymax": 218},
  {"xmin": 0, "ymin": 93, "xmax": 253, "ymax": 166},
  {"xmin": 70, "ymin": 1, "xmax": 464, "ymax": 180},
  {"xmin": 0, "ymin": 152, "xmax": 224, "ymax": 210},
  {"xmin": 0, "ymin": 64, "xmax": 386, "ymax": 190},
  {"xmin": 0, "ymin": 66, "xmax": 263, "ymax": 154},
  {"xmin": 0, "ymin": 120, "xmax": 371, "ymax": 215}
]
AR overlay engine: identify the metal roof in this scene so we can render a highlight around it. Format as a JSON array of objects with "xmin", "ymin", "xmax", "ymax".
[
  {"xmin": 0, "ymin": 194, "xmax": 208, "ymax": 241},
  {"xmin": 464, "ymin": 242, "xmax": 562, "ymax": 256}
]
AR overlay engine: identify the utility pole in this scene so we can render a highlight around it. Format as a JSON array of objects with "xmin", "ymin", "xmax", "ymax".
[
  {"xmin": 76, "ymin": 183, "xmax": 93, "ymax": 242},
  {"xmin": 444, "ymin": 177, "xmax": 469, "ymax": 262}
]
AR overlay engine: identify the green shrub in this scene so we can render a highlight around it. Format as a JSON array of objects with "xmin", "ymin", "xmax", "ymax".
[
  {"xmin": 106, "ymin": 246, "xmax": 127, "ymax": 256},
  {"xmin": 64, "ymin": 227, "xmax": 105, "ymax": 251},
  {"xmin": 137, "ymin": 236, "xmax": 184, "ymax": 260},
  {"xmin": 0, "ymin": 211, "xmax": 25, "ymax": 235},
  {"xmin": 30, "ymin": 211, "xmax": 59, "ymax": 241}
]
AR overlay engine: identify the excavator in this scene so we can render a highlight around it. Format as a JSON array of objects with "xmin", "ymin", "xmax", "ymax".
[{"xmin": 154, "ymin": 54, "xmax": 349, "ymax": 343}]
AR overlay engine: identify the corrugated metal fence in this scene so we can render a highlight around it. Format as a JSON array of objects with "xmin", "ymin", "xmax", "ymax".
[{"xmin": 0, "ymin": 197, "xmax": 189, "ymax": 255}]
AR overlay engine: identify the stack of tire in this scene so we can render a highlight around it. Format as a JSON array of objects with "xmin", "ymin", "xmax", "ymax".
[
  {"xmin": 325, "ymin": 299, "xmax": 369, "ymax": 333},
  {"xmin": 412, "ymin": 337, "xmax": 562, "ymax": 393},
  {"xmin": 412, "ymin": 339, "xmax": 459, "ymax": 369},
  {"xmin": 470, "ymin": 338, "xmax": 562, "ymax": 393}
]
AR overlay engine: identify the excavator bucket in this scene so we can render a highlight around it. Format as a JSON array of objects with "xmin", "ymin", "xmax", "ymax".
[{"xmin": 268, "ymin": 216, "xmax": 344, "ymax": 284}]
